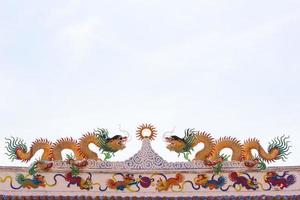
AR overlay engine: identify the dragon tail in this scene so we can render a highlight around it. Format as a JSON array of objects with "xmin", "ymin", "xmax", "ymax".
[
  {"xmin": 183, "ymin": 180, "xmax": 200, "ymax": 190},
  {"xmin": 220, "ymin": 185, "xmax": 232, "ymax": 191},
  {"xmin": 5, "ymin": 137, "xmax": 28, "ymax": 161},
  {"xmin": 267, "ymin": 135, "xmax": 291, "ymax": 162},
  {"xmin": 99, "ymin": 185, "xmax": 108, "ymax": 191},
  {"xmin": 0, "ymin": 176, "xmax": 23, "ymax": 190},
  {"xmin": 5, "ymin": 137, "xmax": 52, "ymax": 162}
]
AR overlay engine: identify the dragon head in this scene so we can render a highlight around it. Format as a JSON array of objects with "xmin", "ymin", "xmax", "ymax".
[
  {"xmin": 194, "ymin": 174, "xmax": 209, "ymax": 186},
  {"xmin": 124, "ymin": 173, "xmax": 135, "ymax": 182},
  {"xmin": 156, "ymin": 178, "xmax": 167, "ymax": 191},
  {"xmin": 165, "ymin": 135, "xmax": 186, "ymax": 153},
  {"xmin": 264, "ymin": 171, "xmax": 277, "ymax": 182},
  {"xmin": 106, "ymin": 135, "xmax": 128, "ymax": 151},
  {"xmin": 95, "ymin": 128, "xmax": 128, "ymax": 156},
  {"xmin": 34, "ymin": 174, "xmax": 46, "ymax": 183}
]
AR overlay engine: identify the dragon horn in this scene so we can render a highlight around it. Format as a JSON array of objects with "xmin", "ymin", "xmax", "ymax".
[
  {"xmin": 162, "ymin": 126, "xmax": 176, "ymax": 140},
  {"xmin": 118, "ymin": 124, "xmax": 131, "ymax": 142}
]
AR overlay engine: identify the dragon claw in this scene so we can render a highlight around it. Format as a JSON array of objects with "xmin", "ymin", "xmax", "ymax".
[{"xmin": 183, "ymin": 152, "xmax": 191, "ymax": 161}]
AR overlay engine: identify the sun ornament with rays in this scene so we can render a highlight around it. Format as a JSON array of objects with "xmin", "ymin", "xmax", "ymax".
[{"xmin": 136, "ymin": 124, "xmax": 157, "ymax": 141}]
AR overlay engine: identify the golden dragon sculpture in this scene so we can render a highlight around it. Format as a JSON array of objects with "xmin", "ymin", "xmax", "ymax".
[
  {"xmin": 164, "ymin": 128, "xmax": 291, "ymax": 167},
  {"xmin": 5, "ymin": 128, "xmax": 128, "ymax": 162},
  {"xmin": 5, "ymin": 124, "xmax": 291, "ymax": 170}
]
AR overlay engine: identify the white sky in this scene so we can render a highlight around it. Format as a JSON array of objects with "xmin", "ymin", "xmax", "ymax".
[{"xmin": 0, "ymin": 1, "xmax": 299, "ymax": 167}]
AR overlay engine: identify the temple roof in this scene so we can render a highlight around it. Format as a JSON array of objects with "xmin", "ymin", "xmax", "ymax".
[{"xmin": 1, "ymin": 124, "xmax": 299, "ymax": 198}]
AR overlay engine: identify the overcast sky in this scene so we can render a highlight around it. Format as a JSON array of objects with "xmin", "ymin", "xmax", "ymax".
[{"xmin": 0, "ymin": 1, "xmax": 299, "ymax": 167}]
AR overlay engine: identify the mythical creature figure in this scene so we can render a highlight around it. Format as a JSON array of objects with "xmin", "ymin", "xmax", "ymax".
[
  {"xmin": 264, "ymin": 171, "xmax": 295, "ymax": 189},
  {"xmin": 194, "ymin": 174, "xmax": 226, "ymax": 190},
  {"xmin": 64, "ymin": 172, "xmax": 93, "ymax": 190},
  {"xmin": 155, "ymin": 173, "xmax": 184, "ymax": 192},
  {"xmin": 5, "ymin": 128, "xmax": 128, "ymax": 161},
  {"xmin": 165, "ymin": 129, "xmax": 291, "ymax": 164},
  {"xmin": 228, "ymin": 172, "xmax": 258, "ymax": 190},
  {"xmin": 107, "ymin": 173, "xmax": 138, "ymax": 191},
  {"xmin": 16, "ymin": 174, "xmax": 46, "ymax": 189}
]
